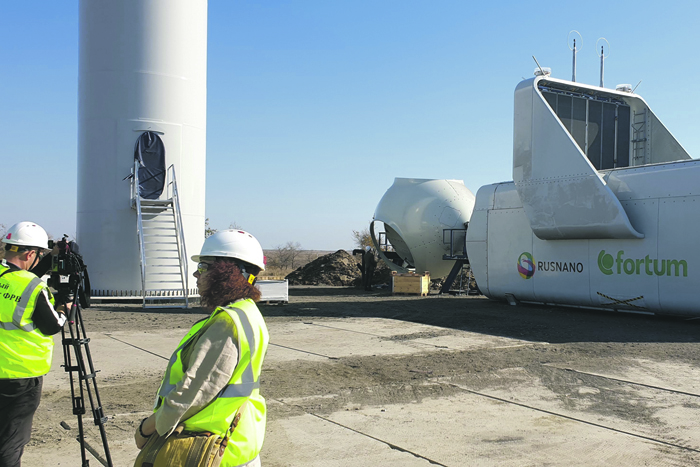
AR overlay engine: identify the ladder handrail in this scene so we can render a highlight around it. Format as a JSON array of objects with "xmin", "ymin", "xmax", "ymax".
[
  {"xmin": 165, "ymin": 164, "xmax": 189, "ymax": 307},
  {"xmin": 131, "ymin": 160, "xmax": 148, "ymax": 307},
  {"xmin": 131, "ymin": 161, "xmax": 190, "ymax": 308}
]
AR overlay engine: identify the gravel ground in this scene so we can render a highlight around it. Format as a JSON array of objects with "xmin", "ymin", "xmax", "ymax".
[{"xmin": 22, "ymin": 286, "xmax": 700, "ymax": 466}]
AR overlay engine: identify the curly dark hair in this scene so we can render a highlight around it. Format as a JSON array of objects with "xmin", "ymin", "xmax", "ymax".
[{"xmin": 199, "ymin": 259, "xmax": 262, "ymax": 310}]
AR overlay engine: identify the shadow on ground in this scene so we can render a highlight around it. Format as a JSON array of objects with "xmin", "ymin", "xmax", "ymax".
[{"xmin": 259, "ymin": 286, "xmax": 700, "ymax": 345}]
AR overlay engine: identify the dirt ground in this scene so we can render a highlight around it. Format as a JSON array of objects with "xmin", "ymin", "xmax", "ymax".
[{"xmin": 22, "ymin": 286, "xmax": 700, "ymax": 466}]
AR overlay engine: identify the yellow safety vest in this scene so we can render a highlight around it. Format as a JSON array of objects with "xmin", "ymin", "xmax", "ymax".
[
  {"xmin": 156, "ymin": 299, "xmax": 269, "ymax": 466},
  {"xmin": 0, "ymin": 264, "xmax": 56, "ymax": 379}
]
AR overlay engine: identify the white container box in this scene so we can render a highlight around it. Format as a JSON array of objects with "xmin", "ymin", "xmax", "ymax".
[{"xmin": 257, "ymin": 280, "xmax": 289, "ymax": 303}]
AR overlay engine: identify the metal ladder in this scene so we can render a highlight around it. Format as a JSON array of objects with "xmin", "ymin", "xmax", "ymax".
[
  {"xmin": 440, "ymin": 227, "xmax": 470, "ymax": 295},
  {"xmin": 631, "ymin": 108, "xmax": 647, "ymax": 165},
  {"xmin": 132, "ymin": 161, "xmax": 189, "ymax": 308}
]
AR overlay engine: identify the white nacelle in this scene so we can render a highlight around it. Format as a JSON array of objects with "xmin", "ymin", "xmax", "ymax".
[
  {"xmin": 468, "ymin": 161, "xmax": 700, "ymax": 316},
  {"xmin": 371, "ymin": 178, "xmax": 475, "ymax": 278},
  {"xmin": 467, "ymin": 76, "xmax": 699, "ymax": 316}
]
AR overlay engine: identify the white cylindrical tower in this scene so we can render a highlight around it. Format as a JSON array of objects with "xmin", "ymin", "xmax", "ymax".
[{"xmin": 77, "ymin": 0, "xmax": 207, "ymax": 294}]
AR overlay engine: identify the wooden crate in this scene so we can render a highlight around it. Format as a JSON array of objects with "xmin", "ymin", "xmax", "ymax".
[{"xmin": 392, "ymin": 271, "xmax": 430, "ymax": 296}]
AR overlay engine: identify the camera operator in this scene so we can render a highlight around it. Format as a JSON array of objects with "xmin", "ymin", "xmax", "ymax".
[{"xmin": 0, "ymin": 222, "xmax": 69, "ymax": 467}]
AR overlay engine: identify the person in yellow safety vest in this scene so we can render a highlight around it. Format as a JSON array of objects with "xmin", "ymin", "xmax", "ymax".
[
  {"xmin": 0, "ymin": 222, "xmax": 68, "ymax": 467},
  {"xmin": 134, "ymin": 229, "xmax": 270, "ymax": 467}
]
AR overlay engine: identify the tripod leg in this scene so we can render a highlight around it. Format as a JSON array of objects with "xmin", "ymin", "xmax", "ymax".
[
  {"xmin": 63, "ymin": 319, "xmax": 89, "ymax": 466},
  {"xmin": 63, "ymin": 286, "xmax": 113, "ymax": 467}
]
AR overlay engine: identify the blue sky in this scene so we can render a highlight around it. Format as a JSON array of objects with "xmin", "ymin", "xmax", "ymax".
[{"xmin": 2, "ymin": 1, "xmax": 699, "ymax": 249}]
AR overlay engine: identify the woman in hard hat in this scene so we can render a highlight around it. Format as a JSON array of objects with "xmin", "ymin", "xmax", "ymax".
[
  {"xmin": 0, "ymin": 222, "xmax": 68, "ymax": 466},
  {"xmin": 134, "ymin": 230, "xmax": 269, "ymax": 467}
]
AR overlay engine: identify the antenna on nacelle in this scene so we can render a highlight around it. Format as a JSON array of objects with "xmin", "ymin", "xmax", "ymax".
[
  {"xmin": 596, "ymin": 37, "xmax": 610, "ymax": 87},
  {"xmin": 568, "ymin": 30, "xmax": 582, "ymax": 82},
  {"xmin": 533, "ymin": 56, "xmax": 544, "ymax": 75},
  {"xmin": 532, "ymin": 56, "xmax": 551, "ymax": 77}
]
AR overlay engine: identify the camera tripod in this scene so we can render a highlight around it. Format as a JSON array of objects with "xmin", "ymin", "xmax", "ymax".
[{"xmin": 61, "ymin": 280, "xmax": 113, "ymax": 467}]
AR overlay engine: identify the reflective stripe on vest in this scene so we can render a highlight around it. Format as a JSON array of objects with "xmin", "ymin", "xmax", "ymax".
[
  {"xmin": 0, "ymin": 266, "xmax": 56, "ymax": 378},
  {"xmin": 218, "ymin": 305, "xmax": 258, "ymax": 399},
  {"xmin": 0, "ymin": 276, "xmax": 43, "ymax": 332}
]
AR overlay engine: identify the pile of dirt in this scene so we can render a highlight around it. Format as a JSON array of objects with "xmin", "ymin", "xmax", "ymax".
[
  {"xmin": 286, "ymin": 250, "xmax": 360, "ymax": 286},
  {"xmin": 286, "ymin": 250, "xmax": 392, "ymax": 287}
]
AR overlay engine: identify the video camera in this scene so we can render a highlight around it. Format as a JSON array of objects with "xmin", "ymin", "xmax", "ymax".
[{"xmin": 47, "ymin": 235, "xmax": 91, "ymax": 309}]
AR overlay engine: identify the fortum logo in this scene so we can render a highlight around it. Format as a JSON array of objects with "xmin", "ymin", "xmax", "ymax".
[{"xmin": 598, "ymin": 250, "xmax": 688, "ymax": 277}]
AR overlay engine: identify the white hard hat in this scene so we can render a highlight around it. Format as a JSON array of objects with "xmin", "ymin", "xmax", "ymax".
[
  {"xmin": 3, "ymin": 221, "xmax": 49, "ymax": 250},
  {"xmin": 193, "ymin": 230, "xmax": 266, "ymax": 271}
]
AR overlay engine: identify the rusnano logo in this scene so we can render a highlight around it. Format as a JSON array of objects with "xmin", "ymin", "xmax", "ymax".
[
  {"xmin": 598, "ymin": 250, "xmax": 688, "ymax": 277},
  {"xmin": 517, "ymin": 252, "xmax": 535, "ymax": 279}
]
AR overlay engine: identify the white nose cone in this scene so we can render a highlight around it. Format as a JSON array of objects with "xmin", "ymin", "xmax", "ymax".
[{"xmin": 372, "ymin": 178, "xmax": 475, "ymax": 278}]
